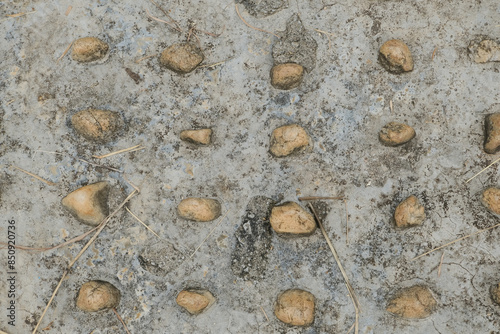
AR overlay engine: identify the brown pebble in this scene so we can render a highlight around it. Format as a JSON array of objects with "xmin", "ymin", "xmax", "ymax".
[
  {"xmin": 176, "ymin": 289, "xmax": 215, "ymax": 315},
  {"xmin": 71, "ymin": 109, "xmax": 124, "ymax": 143},
  {"xmin": 270, "ymin": 202, "xmax": 316, "ymax": 236},
  {"xmin": 76, "ymin": 280, "xmax": 120, "ymax": 312},
  {"xmin": 469, "ymin": 39, "xmax": 500, "ymax": 63},
  {"xmin": 177, "ymin": 197, "xmax": 221, "ymax": 222},
  {"xmin": 159, "ymin": 43, "xmax": 204, "ymax": 74},
  {"xmin": 270, "ymin": 63, "xmax": 304, "ymax": 90},
  {"xmin": 481, "ymin": 187, "xmax": 500, "ymax": 215},
  {"xmin": 180, "ymin": 129, "xmax": 212, "ymax": 145},
  {"xmin": 275, "ymin": 289, "xmax": 315, "ymax": 326},
  {"xmin": 484, "ymin": 113, "xmax": 500, "ymax": 154},
  {"xmin": 491, "ymin": 283, "xmax": 500, "ymax": 305},
  {"xmin": 61, "ymin": 181, "xmax": 109, "ymax": 226},
  {"xmin": 394, "ymin": 195, "xmax": 425, "ymax": 228},
  {"xmin": 270, "ymin": 124, "xmax": 310, "ymax": 157},
  {"xmin": 71, "ymin": 37, "xmax": 109, "ymax": 63},
  {"xmin": 379, "ymin": 39, "xmax": 414, "ymax": 74},
  {"xmin": 379, "ymin": 122, "xmax": 416, "ymax": 146},
  {"xmin": 386, "ymin": 285, "xmax": 437, "ymax": 319}
]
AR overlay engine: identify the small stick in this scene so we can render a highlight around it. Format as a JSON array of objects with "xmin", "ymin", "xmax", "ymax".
[
  {"xmin": 309, "ymin": 203, "xmax": 360, "ymax": 334},
  {"xmin": 198, "ymin": 56, "xmax": 235, "ymax": 68},
  {"xmin": 189, "ymin": 210, "xmax": 230, "ymax": 258},
  {"xmin": 344, "ymin": 199, "xmax": 349, "ymax": 245},
  {"xmin": 37, "ymin": 150, "xmax": 122, "ymax": 173},
  {"xmin": 6, "ymin": 99, "xmax": 15, "ymax": 105},
  {"xmin": 10, "ymin": 165, "xmax": 56, "ymax": 186},
  {"xmin": 92, "ymin": 144, "xmax": 144, "ymax": 159},
  {"xmin": 42, "ymin": 320, "xmax": 54, "ymax": 330},
  {"xmin": 260, "ymin": 306, "xmax": 269, "ymax": 322},
  {"xmin": 145, "ymin": 8, "xmax": 181, "ymax": 33},
  {"xmin": 437, "ymin": 251, "xmax": 445, "ymax": 277},
  {"xmin": 150, "ymin": 0, "xmax": 182, "ymax": 32},
  {"xmin": 298, "ymin": 196, "xmax": 343, "ymax": 201},
  {"xmin": 235, "ymin": 4, "xmax": 280, "ymax": 39},
  {"xmin": 112, "ymin": 308, "xmax": 131, "ymax": 334},
  {"xmin": 347, "ymin": 322, "xmax": 355, "ymax": 334},
  {"xmin": 6, "ymin": 11, "xmax": 36, "ymax": 18},
  {"xmin": 136, "ymin": 54, "xmax": 157, "ymax": 63},
  {"xmin": 314, "ymin": 29, "xmax": 334, "ymax": 50},
  {"xmin": 431, "ymin": 46, "xmax": 438, "ymax": 60},
  {"xmin": 65, "ymin": 6, "xmax": 72, "ymax": 16},
  {"xmin": 390, "ymin": 100, "xmax": 393, "ymax": 114},
  {"xmin": 125, "ymin": 207, "xmax": 161, "ymax": 239},
  {"xmin": 195, "ymin": 25, "xmax": 225, "ymax": 38},
  {"xmin": 32, "ymin": 190, "xmax": 138, "ymax": 333},
  {"xmin": 465, "ymin": 156, "xmax": 500, "ymax": 183},
  {"xmin": 57, "ymin": 42, "xmax": 73, "ymax": 63},
  {"xmin": 412, "ymin": 221, "xmax": 500, "ymax": 261}
]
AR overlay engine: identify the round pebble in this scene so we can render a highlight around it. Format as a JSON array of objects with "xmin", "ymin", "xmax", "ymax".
[
  {"xmin": 274, "ymin": 289, "xmax": 315, "ymax": 326},
  {"xmin": 176, "ymin": 289, "xmax": 215, "ymax": 315},
  {"xmin": 379, "ymin": 39, "xmax": 414, "ymax": 74},
  {"xmin": 394, "ymin": 195, "xmax": 425, "ymax": 228},
  {"xmin": 71, "ymin": 37, "xmax": 109, "ymax": 63},
  {"xmin": 180, "ymin": 129, "xmax": 212, "ymax": 145},
  {"xmin": 270, "ymin": 63, "xmax": 304, "ymax": 90},
  {"xmin": 269, "ymin": 124, "xmax": 310, "ymax": 157},
  {"xmin": 379, "ymin": 122, "xmax": 416, "ymax": 146},
  {"xmin": 270, "ymin": 202, "xmax": 316, "ymax": 236},
  {"xmin": 177, "ymin": 197, "xmax": 221, "ymax": 222},
  {"xmin": 481, "ymin": 187, "xmax": 500, "ymax": 215},
  {"xmin": 71, "ymin": 109, "xmax": 124, "ymax": 143},
  {"xmin": 159, "ymin": 42, "xmax": 204, "ymax": 74},
  {"xmin": 76, "ymin": 280, "xmax": 121, "ymax": 312},
  {"xmin": 386, "ymin": 285, "xmax": 437, "ymax": 319},
  {"xmin": 484, "ymin": 113, "xmax": 500, "ymax": 154}
]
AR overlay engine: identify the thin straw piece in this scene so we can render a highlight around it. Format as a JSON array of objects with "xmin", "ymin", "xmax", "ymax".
[
  {"xmin": 465, "ymin": 156, "xmax": 500, "ymax": 183},
  {"xmin": 125, "ymin": 207, "xmax": 161, "ymax": 239},
  {"xmin": 10, "ymin": 165, "xmax": 56, "ymax": 186},
  {"xmin": 189, "ymin": 210, "xmax": 230, "ymax": 258}
]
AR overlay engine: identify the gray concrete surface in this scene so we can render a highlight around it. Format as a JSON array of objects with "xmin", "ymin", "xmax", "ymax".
[{"xmin": 1, "ymin": 0, "xmax": 500, "ymax": 333}]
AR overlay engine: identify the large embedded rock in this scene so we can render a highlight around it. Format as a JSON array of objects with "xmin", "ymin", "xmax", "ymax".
[
  {"xmin": 270, "ymin": 202, "xmax": 316, "ymax": 236},
  {"xmin": 379, "ymin": 39, "xmax": 414, "ymax": 74},
  {"xmin": 61, "ymin": 181, "xmax": 109, "ymax": 226},
  {"xmin": 386, "ymin": 285, "xmax": 437, "ymax": 319},
  {"xmin": 76, "ymin": 280, "xmax": 120, "ymax": 312},
  {"xmin": 274, "ymin": 289, "xmax": 315, "ymax": 326},
  {"xmin": 71, "ymin": 109, "xmax": 124, "ymax": 143},
  {"xmin": 177, "ymin": 197, "xmax": 221, "ymax": 222},
  {"xmin": 491, "ymin": 283, "xmax": 500, "ymax": 305},
  {"xmin": 394, "ymin": 195, "xmax": 425, "ymax": 228},
  {"xmin": 379, "ymin": 122, "xmax": 416, "ymax": 146},
  {"xmin": 180, "ymin": 129, "xmax": 212, "ymax": 145},
  {"xmin": 469, "ymin": 39, "xmax": 500, "ymax": 63},
  {"xmin": 159, "ymin": 43, "xmax": 204, "ymax": 74},
  {"xmin": 176, "ymin": 289, "xmax": 215, "ymax": 314},
  {"xmin": 71, "ymin": 37, "xmax": 109, "ymax": 63},
  {"xmin": 270, "ymin": 63, "xmax": 304, "ymax": 90},
  {"xmin": 269, "ymin": 124, "xmax": 310, "ymax": 157},
  {"xmin": 484, "ymin": 113, "xmax": 500, "ymax": 154},
  {"xmin": 481, "ymin": 187, "xmax": 500, "ymax": 215}
]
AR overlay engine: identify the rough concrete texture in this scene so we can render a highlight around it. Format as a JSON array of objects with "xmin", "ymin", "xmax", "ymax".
[{"xmin": 1, "ymin": 0, "xmax": 500, "ymax": 333}]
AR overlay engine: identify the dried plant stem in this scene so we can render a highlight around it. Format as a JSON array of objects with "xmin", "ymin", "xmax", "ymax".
[
  {"xmin": 10, "ymin": 165, "xmax": 56, "ymax": 186},
  {"xmin": 125, "ymin": 207, "xmax": 161, "ymax": 239},
  {"xmin": 189, "ymin": 210, "xmax": 230, "ymax": 258},
  {"xmin": 309, "ymin": 203, "xmax": 360, "ymax": 334},
  {"xmin": 57, "ymin": 42, "xmax": 73, "ymax": 62},
  {"xmin": 412, "ymin": 221, "xmax": 500, "ymax": 261},
  {"xmin": 65, "ymin": 6, "xmax": 72, "ymax": 16},
  {"xmin": 146, "ymin": 8, "xmax": 181, "ymax": 33},
  {"xmin": 437, "ymin": 251, "xmax": 445, "ymax": 277},
  {"xmin": 235, "ymin": 4, "xmax": 280, "ymax": 39},
  {"xmin": 112, "ymin": 308, "xmax": 131, "ymax": 334},
  {"xmin": 93, "ymin": 144, "xmax": 144, "ymax": 159},
  {"xmin": 298, "ymin": 196, "xmax": 344, "ymax": 201},
  {"xmin": 260, "ymin": 306, "xmax": 269, "ymax": 321},
  {"xmin": 32, "ymin": 190, "xmax": 138, "ymax": 333},
  {"xmin": 465, "ymin": 155, "xmax": 500, "ymax": 183},
  {"xmin": 150, "ymin": 0, "xmax": 182, "ymax": 32},
  {"xmin": 344, "ymin": 199, "xmax": 349, "ymax": 245},
  {"xmin": 198, "ymin": 57, "xmax": 235, "ymax": 68},
  {"xmin": 136, "ymin": 54, "xmax": 157, "ymax": 63},
  {"xmin": 6, "ymin": 11, "xmax": 36, "ymax": 18},
  {"xmin": 37, "ymin": 150, "xmax": 122, "ymax": 173},
  {"xmin": 431, "ymin": 46, "xmax": 438, "ymax": 60}
]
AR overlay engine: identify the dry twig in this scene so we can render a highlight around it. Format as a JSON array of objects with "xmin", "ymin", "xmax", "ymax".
[
  {"xmin": 431, "ymin": 46, "xmax": 438, "ymax": 60},
  {"xmin": 37, "ymin": 150, "xmax": 122, "ymax": 173},
  {"xmin": 465, "ymin": 156, "xmax": 500, "ymax": 183},
  {"xmin": 298, "ymin": 196, "xmax": 343, "ymax": 201},
  {"xmin": 235, "ymin": 4, "xmax": 280, "ymax": 39},
  {"xmin": 57, "ymin": 42, "xmax": 73, "ymax": 63},
  {"xmin": 92, "ymin": 144, "xmax": 145, "ymax": 159},
  {"xmin": 6, "ymin": 11, "xmax": 36, "ymax": 18},
  {"xmin": 10, "ymin": 165, "xmax": 56, "ymax": 186},
  {"xmin": 189, "ymin": 210, "xmax": 230, "ymax": 258},
  {"xmin": 136, "ymin": 54, "xmax": 157, "ymax": 63},
  {"xmin": 309, "ymin": 203, "xmax": 360, "ymax": 334},
  {"xmin": 260, "ymin": 306, "xmax": 269, "ymax": 322},
  {"xmin": 146, "ymin": 8, "xmax": 181, "ymax": 33},
  {"xmin": 198, "ymin": 56, "xmax": 235, "ymax": 68},
  {"xmin": 125, "ymin": 207, "xmax": 161, "ymax": 239},
  {"xmin": 150, "ymin": 0, "xmax": 182, "ymax": 32},
  {"xmin": 112, "ymin": 308, "xmax": 131, "ymax": 334},
  {"xmin": 65, "ymin": 6, "xmax": 72, "ymax": 16},
  {"xmin": 437, "ymin": 251, "xmax": 445, "ymax": 277}
]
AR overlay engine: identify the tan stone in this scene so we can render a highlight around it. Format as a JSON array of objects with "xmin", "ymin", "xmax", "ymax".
[
  {"xmin": 270, "ymin": 202, "xmax": 316, "ymax": 236},
  {"xmin": 379, "ymin": 122, "xmax": 416, "ymax": 146},
  {"xmin": 379, "ymin": 39, "xmax": 413, "ymax": 74},
  {"xmin": 176, "ymin": 289, "xmax": 215, "ymax": 315},
  {"xmin": 484, "ymin": 113, "xmax": 500, "ymax": 154},
  {"xmin": 269, "ymin": 124, "xmax": 310, "ymax": 157},
  {"xmin": 386, "ymin": 285, "xmax": 437, "ymax": 319},
  {"xmin": 61, "ymin": 182, "xmax": 109, "ymax": 226},
  {"xmin": 177, "ymin": 197, "xmax": 221, "ymax": 222},
  {"xmin": 275, "ymin": 289, "xmax": 315, "ymax": 326},
  {"xmin": 270, "ymin": 63, "xmax": 304, "ymax": 90},
  {"xmin": 481, "ymin": 187, "xmax": 500, "ymax": 215},
  {"xmin": 394, "ymin": 195, "xmax": 425, "ymax": 228},
  {"xmin": 71, "ymin": 37, "xmax": 109, "ymax": 63},
  {"xmin": 491, "ymin": 283, "xmax": 500, "ymax": 305},
  {"xmin": 180, "ymin": 129, "xmax": 212, "ymax": 145},
  {"xmin": 71, "ymin": 109, "xmax": 124, "ymax": 143},
  {"xmin": 469, "ymin": 39, "xmax": 500, "ymax": 63},
  {"xmin": 76, "ymin": 280, "xmax": 120, "ymax": 312},
  {"xmin": 159, "ymin": 43, "xmax": 204, "ymax": 74}
]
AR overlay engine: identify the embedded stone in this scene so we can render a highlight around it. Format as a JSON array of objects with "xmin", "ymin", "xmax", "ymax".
[
  {"xmin": 490, "ymin": 283, "xmax": 500, "ymax": 305},
  {"xmin": 61, "ymin": 181, "xmax": 109, "ymax": 226},
  {"xmin": 71, "ymin": 109, "xmax": 124, "ymax": 143},
  {"xmin": 177, "ymin": 197, "xmax": 221, "ymax": 222},
  {"xmin": 180, "ymin": 129, "xmax": 212, "ymax": 145},
  {"xmin": 379, "ymin": 122, "xmax": 416, "ymax": 146},
  {"xmin": 270, "ymin": 202, "xmax": 316, "ymax": 236},
  {"xmin": 394, "ymin": 195, "xmax": 425, "ymax": 228},
  {"xmin": 71, "ymin": 37, "xmax": 109, "ymax": 63},
  {"xmin": 159, "ymin": 43, "xmax": 204, "ymax": 74},
  {"xmin": 386, "ymin": 285, "xmax": 437, "ymax": 319},
  {"xmin": 379, "ymin": 39, "xmax": 414, "ymax": 74},
  {"xmin": 270, "ymin": 63, "xmax": 304, "ymax": 90},
  {"xmin": 176, "ymin": 289, "xmax": 215, "ymax": 315},
  {"xmin": 484, "ymin": 113, "xmax": 500, "ymax": 154},
  {"xmin": 76, "ymin": 280, "xmax": 120, "ymax": 312},
  {"xmin": 481, "ymin": 187, "xmax": 500, "ymax": 215},
  {"xmin": 269, "ymin": 124, "xmax": 310, "ymax": 157},
  {"xmin": 275, "ymin": 289, "xmax": 315, "ymax": 326},
  {"xmin": 469, "ymin": 39, "xmax": 500, "ymax": 63}
]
